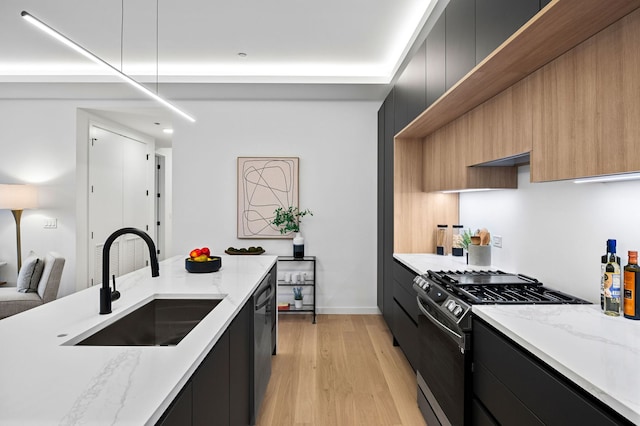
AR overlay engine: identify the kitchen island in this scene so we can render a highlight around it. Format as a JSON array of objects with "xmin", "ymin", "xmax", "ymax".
[
  {"xmin": 0, "ymin": 254, "xmax": 277, "ymax": 425},
  {"xmin": 395, "ymin": 253, "xmax": 640, "ymax": 424}
]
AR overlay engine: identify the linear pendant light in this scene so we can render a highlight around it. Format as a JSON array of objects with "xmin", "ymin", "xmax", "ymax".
[{"xmin": 21, "ymin": 11, "xmax": 196, "ymax": 123}]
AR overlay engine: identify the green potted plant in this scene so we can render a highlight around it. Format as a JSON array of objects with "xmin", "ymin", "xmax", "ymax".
[
  {"xmin": 271, "ymin": 206, "xmax": 313, "ymax": 258},
  {"xmin": 293, "ymin": 286, "xmax": 303, "ymax": 309}
]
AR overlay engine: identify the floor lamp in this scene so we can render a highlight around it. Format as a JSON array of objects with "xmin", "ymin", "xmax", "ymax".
[{"xmin": 0, "ymin": 184, "xmax": 38, "ymax": 271}]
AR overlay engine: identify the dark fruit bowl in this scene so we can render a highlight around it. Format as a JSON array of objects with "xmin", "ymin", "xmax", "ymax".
[{"xmin": 185, "ymin": 256, "xmax": 222, "ymax": 273}]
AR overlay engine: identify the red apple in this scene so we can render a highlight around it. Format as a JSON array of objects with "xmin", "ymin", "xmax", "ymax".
[
  {"xmin": 201, "ymin": 247, "xmax": 210, "ymax": 256},
  {"xmin": 189, "ymin": 248, "xmax": 202, "ymax": 259}
]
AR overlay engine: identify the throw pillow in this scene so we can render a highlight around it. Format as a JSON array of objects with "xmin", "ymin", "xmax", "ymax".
[{"xmin": 17, "ymin": 251, "xmax": 44, "ymax": 293}]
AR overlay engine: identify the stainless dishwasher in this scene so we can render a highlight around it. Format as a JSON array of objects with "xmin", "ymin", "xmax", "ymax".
[{"xmin": 252, "ymin": 271, "xmax": 273, "ymax": 424}]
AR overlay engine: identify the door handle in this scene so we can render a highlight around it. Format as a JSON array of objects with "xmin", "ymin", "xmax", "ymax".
[{"xmin": 416, "ymin": 296, "xmax": 465, "ymax": 350}]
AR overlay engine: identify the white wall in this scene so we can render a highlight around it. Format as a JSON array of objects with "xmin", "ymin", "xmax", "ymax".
[
  {"xmin": 172, "ymin": 100, "xmax": 379, "ymax": 313},
  {"xmin": 0, "ymin": 100, "xmax": 78, "ymax": 296},
  {"xmin": 460, "ymin": 165, "xmax": 640, "ymax": 303},
  {"xmin": 0, "ymin": 99, "xmax": 160, "ymax": 298}
]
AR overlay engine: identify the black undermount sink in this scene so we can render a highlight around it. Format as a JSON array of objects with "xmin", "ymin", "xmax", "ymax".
[{"xmin": 76, "ymin": 298, "xmax": 222, "ymax": 346}]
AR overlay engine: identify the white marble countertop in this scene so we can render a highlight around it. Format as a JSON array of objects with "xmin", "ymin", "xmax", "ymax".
[
  {"xmin": 394, "ymin": 253, "xmax": 640, "ymax": 424},
  {"xmin": 0, "ymin": 254, "xmax": 277, "ymax": 425}
]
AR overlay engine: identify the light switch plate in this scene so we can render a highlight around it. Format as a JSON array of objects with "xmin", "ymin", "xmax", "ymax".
[
  {"xmin": 493, "ymin": 235, "xmax": 502, "ymax": 248},
  {"xmin": 44, "ymin": 218, "xmax": 57, "ymax": 229}
]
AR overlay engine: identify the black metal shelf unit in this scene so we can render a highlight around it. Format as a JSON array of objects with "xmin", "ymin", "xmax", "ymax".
[{"xmin": 276, "ymin": 256, "xmax": 316, "ymax": 324}]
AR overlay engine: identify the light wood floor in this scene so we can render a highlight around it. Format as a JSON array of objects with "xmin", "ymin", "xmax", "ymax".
[{"xmin": 257, "ymin": 314, "xmax": 426, "ymax": 426}]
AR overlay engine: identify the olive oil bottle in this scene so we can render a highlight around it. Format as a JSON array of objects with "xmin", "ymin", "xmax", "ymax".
[
  {"xmin": 604, "ymin": 239, "xmax": 621, "ymax": 316},
  {"xmin": 623, "ymin": 251, "xmax": 640, "ymax": 320}
]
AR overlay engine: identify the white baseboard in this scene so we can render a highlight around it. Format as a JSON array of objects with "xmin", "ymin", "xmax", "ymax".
[{"xmin": 316, "ymin": 307, "xmax": 382, "ymax": 315}]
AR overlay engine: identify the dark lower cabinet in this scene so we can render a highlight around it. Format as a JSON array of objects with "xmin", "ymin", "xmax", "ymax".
[
  {"xmin": 193, "ymin": 331, "xmax": 230, "ymax": 425},
  {"xmin": 159, "ymin": 382, "xmax": 193, "ymax": 426},
  {"xmin": 391, "ymin": 260, "xmax": 419, "ymax": 370},
  {"xmin": 230, "ymin": 301, "xmax": 252, "ymax": 426},
  {"xmin": 157, "ymin": 300, "xmax": 255, "ymax": 426},
  {"xmin": 473, "ymin": 319, "xmax": 633, "ymax": 425}
]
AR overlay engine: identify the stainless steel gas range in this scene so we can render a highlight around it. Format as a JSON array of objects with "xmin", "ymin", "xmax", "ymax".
[{"xmin": 412, "ymin": 269, "xmax": 589, "ymax": 426}]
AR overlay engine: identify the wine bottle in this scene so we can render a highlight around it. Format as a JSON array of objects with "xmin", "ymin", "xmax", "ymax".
[
  {"xmin": 604, "ymin": 239, "xmax": 621, "ymax": 316},
  {"xmin": 600, "ymin": 242, "xmax": 608, "ymax": 311},
  {"xmin": 623, "ymin": 251, "xmax": 640, "ymax": 320}
]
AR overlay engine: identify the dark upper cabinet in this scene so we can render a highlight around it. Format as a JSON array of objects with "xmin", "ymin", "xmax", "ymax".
[
  {"xmin": 476, "ymin": 0, "xmax": 540, "ymax": 63},
  {"xmin": 540, "ymin": 0, "xmax": 551, "ymax": 8},
  {"xmin": 445, "ymin": 0, "xmax": 476, "ymax": 90},
  {"xmin": 394, "ymin": 40, "xmax": 427, "ymax": 131},
  {"xmin": 426, "ymin": 10, "xmax": 446, "ymax": 107}
]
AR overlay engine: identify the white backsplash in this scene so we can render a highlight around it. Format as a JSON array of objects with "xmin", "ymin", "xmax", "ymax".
[{"xmin": 460, "ymin": 165, "xmax": 640, "ymax": 303}]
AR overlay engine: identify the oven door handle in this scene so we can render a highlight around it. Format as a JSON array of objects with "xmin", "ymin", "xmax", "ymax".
[{"xmin": 416, "ymin": 296, "xmax": 465, "ymax": 350}]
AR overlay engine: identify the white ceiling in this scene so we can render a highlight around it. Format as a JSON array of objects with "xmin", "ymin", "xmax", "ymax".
[{"xmin": 0, "ymin": 0, "xmax": 438, "ymax": 145}]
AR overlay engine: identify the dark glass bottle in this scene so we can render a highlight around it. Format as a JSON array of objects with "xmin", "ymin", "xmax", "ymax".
[
  {"xmin": 623, "ymin": 251, "xmax": 640, "ymax": 320},
  {"xmin": 604, "ymin": 239, "xmax": 621, "ymax": 316}
]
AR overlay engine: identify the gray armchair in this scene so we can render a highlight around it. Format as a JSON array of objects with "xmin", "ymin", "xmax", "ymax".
[{"xmin": 0, "ymin": 252, "xmax": 65, "ymax": 319}]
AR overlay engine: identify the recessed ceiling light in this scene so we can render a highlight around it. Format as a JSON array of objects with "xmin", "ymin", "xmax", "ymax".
[
  {"xmin": 162, "ymin": 128, "xmax": 174, "ymax": 134},
  {"xmin": 238, "ymin": 52, "xmax": 247, "ymax": 58}
]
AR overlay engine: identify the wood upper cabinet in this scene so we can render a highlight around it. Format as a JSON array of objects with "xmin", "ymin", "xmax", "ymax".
[
  {"xmin": 422, "ymin": 115, "xmax": 517, "ymax": 192},
  {"xmin": 467, "ymin": 75, "xmax": 536, "ymax": 166},
  {"xmin": 531, "ymin": 8, "xmax": 640, "ymax": 182}
]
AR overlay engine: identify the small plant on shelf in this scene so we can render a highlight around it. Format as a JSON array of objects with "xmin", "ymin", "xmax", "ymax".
[
  {"xmin": 270, "ymin": 206, "xmax": 313, "ymax": 234},
  {"xmin": 293, "ymin": 287, "xmax": 303, "ymax": 300}
]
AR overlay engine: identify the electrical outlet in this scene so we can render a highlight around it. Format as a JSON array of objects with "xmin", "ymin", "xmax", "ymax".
[{"xmin": 493, "ymin": 235, "xmax": 502, "ymax": 248}]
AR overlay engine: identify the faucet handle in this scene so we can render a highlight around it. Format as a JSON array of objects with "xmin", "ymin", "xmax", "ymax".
[{"xmin": 111, "ymin": 274, "xmax": 121, "ymax": 301}]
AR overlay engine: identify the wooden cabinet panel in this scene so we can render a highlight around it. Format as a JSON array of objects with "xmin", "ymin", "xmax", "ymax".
[
  {"xmin": 422, "ymin": 115, "xmax": 518, "ymax": 192},
  {"xmin": 426, "ymin": 10, "xmax": 446, "ymax": 107},
  {"xmin": 467, "ymin": 75, "xmax": 536, "ymax": 166},
  {"xmin": 531, "ymin": 9, "xmax": 640, "ymax": 182},
  {"xmin": 446, "ymin": 0, "xmax": 476, "ymax": 89},
  {"xmin": 394, "ymin": 137, "xmax": 459, "ymax": 253}
]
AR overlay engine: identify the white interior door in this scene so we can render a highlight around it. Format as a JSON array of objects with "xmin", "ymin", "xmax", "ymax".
[{"xmin": 89, "ymin": 126, "xmax": 150, "ymax": 286}]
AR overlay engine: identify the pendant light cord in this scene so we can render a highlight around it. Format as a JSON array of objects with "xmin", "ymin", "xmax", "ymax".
[
  {"xmin": 120, "ymin": 0, "xmax": 124, "ymax": 72},
  {"xmin": 156, "ymin": 0, "xmax": 159, "ymax": 94}
]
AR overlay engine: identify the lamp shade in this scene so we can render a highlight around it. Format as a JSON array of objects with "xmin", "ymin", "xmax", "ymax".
[{"xmin": 0, "ymin": 184, "xmax": 38, "ymax": 210}]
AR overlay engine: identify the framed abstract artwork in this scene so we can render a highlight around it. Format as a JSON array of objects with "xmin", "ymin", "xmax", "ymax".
[{"xmin": 237, "ymin": 157, "xmax": 299, "ymax": 238}]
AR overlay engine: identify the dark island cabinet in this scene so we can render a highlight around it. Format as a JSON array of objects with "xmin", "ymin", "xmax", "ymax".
[
  {"xmin": 158, "ymin": 382, "xmax": 193, "ymax": 426},
  {"xmin": 475, "ymin": 0, "xmax": 540, "ymax": 63},
  {"xmin": 157, "ymin": 300, "xmax": 254, "ymax": 426},
  {"xmin": 193, "ymin": 331, "xmax": 231, "ymax": 425},
  {"xmin": 473, "ymin": 319, "xmax": 633, "ymax": 425},
  {"xmin": 230, "ymin": 299, "xmax": 252, "ymax": 426}
]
